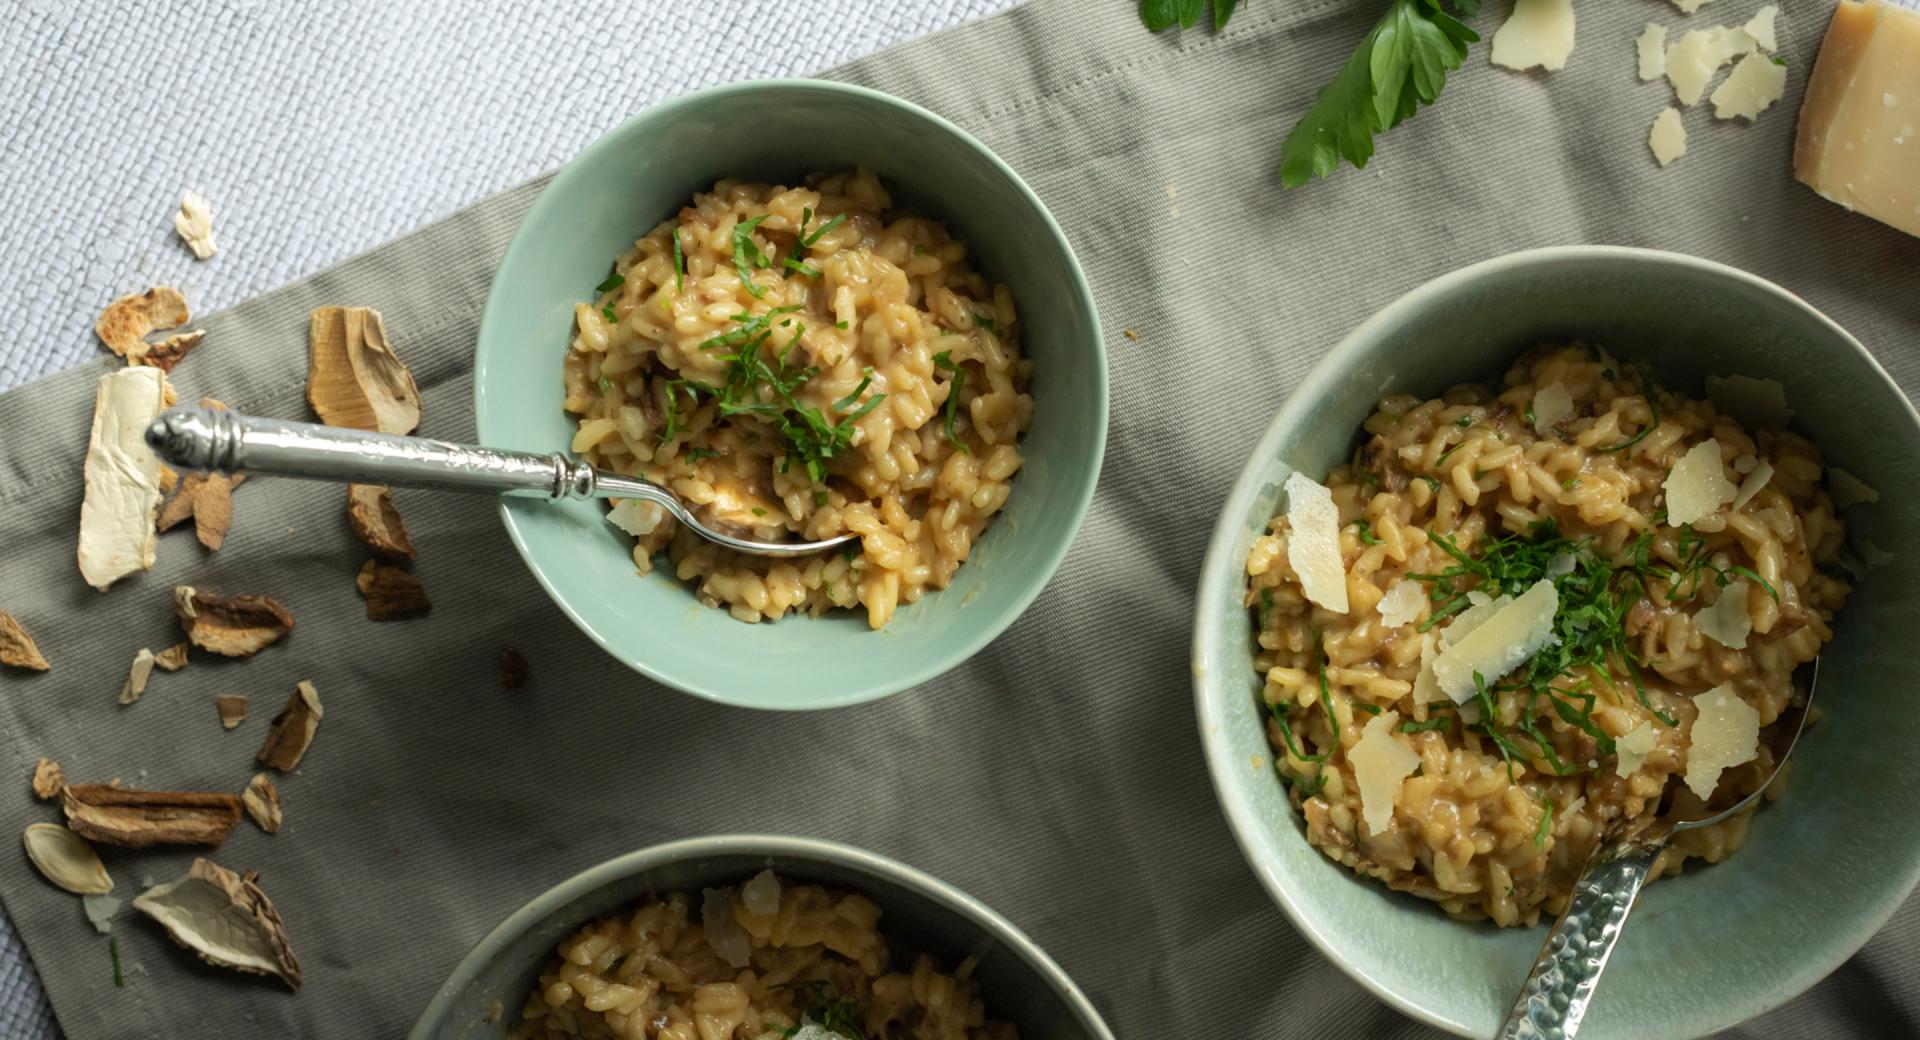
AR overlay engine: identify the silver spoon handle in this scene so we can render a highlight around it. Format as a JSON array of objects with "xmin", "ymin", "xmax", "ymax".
[
  {"xmin": 1499, "ymin": 831, "xmax": 1669, "ymax": 1040},
  {"xmin": 145, "ymin": 405, "xmax": 672, "ymax": 507}
]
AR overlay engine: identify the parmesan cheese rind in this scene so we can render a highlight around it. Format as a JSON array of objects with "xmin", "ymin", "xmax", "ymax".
[
  {"xmin": 1706, "ymin": 374, "xmax": 1792, "ymax": 430},
  {"xmin": 1649, "ymin": 107, "xmax": 1689, "ymax": 166},
  {"xmin": 1694, "ymin": 579, "xmax": 1753, "ymax": 649},
  {"xmin": 1663, "ymin": 440, "xmax": 1735, "ymax": 526},
  {"xmin": 78, "ymin": 368, "xmax": 167, "ymax": 590},
  {"xmin": 1711, "ymin": 52, "xmax": 1788, "ymax": 121},
  {"xmin": 1350, "ymin": 712, "xmax": 1420, "ymax": 836},
  {"xmin": 1491, "ymin": 0, "xmax": 1577, "ymax": 73},
  {"xmin": 1732, "ymin": 459, "xmax": 1773, "ymax": 511},
  {"xmin": 1532, "ymin": 382, "xmax": 1573, "ymax": 435},
  {"xmin": 1684, "ymin": 684, "xmax": 1759, "ymax": 800},
  {"xmin": 1376, "ymin": 580, "xmax": 1425, "ymax": 629},
  {"xmin": 1637, "ymin": 24, "xmax": 1669, "ymax": 81},
  {"xmin": 1829, "ymin": 467, "xmax": 1880, "ymax": 509},
  {"xmin": 1433, "ymin": 579, "xmax": 1560, "ymax": 704},
  {"xmin": 1284, "ymin": 471, "xmax": 1349, "ymax": 614},
  {"xmin": 1615, "ymin": 722, "xmax": 1659, "ymax": 777}
]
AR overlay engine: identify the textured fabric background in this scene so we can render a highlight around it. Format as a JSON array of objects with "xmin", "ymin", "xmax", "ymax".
[{"xmin": 1, "ymin": 1, "xmax": 1917, "ymax": 1039}]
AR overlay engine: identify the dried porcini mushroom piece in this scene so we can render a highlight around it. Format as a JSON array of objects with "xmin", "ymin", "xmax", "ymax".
[
  {"xmin": 154, "ymin": 642, "xmax": 191, "ymax": 672},
  {"xmin": 131, "ymin": 329, "xmax": 205, "ymax": 372},
  {"xmin": 62, "ymin": 784, "xmax": 243, "ymax": 848},
  {"xmin": 156, "ymin": 398, "xmax": 242, "ymax": 550},
  {"xmin": 133, "ymin": 859, "xmax": 301, "ymax": 990},
  {"xmin": 118, "ymin": 648, "xmax": 157, "ymax": 706},
  {"xmin": 23, "ymin": 824, "xmax": 114, "ymax": 895},
  {"xmin": 95, "ymin": 286, "xmax": 190, "ymax": 358},
  {"xmin": 217, "ymin": 695, "xmax": 249, "ymax": 730},
  {"xmin": 32, "ymin": 758, "xmax": 65, "ymax": 801},
  {"xmin": 78, "ymin": 367, "xmax": 168, "ymax": 590},
  {"xmin": 307, "ymin": 306, "xmax": 420, "ymax": 435},
  {"xmin": 0, "ymin": 612, "xmax": 51, "ymax": 672},
  {"xmin": 356, "ymin": 559, "xmax": 431, "ymax": 621},
  {"xmin": 241, "ymin": 775, "xmax": 281, "ymax": 834},
  {"xmin": 174, "ymin": 586, "xmax": 293, "ymax": 657},
  {"xmin": 255, "ymin": 682, "xmax": 322, "ymax": 771},
  {"xmin": 499, "ymin": 647, "xmax": 529, "ymax": 689},
  {"xmin": 346, "ymin": 484, "xmax": 416, "ymax": 560},
  {"xmin": 173, "ymin": 192, "xmax": 216, "ymax": 260}
]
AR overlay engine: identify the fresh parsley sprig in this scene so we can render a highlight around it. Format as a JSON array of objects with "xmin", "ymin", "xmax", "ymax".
[{"xmin": 932, "ymin": 351, "xmax": 971, "ymax": 454}]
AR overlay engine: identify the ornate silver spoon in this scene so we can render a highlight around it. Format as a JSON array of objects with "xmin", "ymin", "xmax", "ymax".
[
  {"xmin": 1498, "ymin": 659, "xmax": 1820, "ymax": 1040},
  {"xmin": 144, "ymin": 405, "xmax": 856, "ymax": 559}
]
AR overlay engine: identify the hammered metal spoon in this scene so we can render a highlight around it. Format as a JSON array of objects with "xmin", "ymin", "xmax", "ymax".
[
  {"xmin": 144, "ymin": 405, "xmax": 856, "ymax": 558},
  {"xmin": 1498, "ymin": 659, "xmax": 1820, "ymax": 1040}
]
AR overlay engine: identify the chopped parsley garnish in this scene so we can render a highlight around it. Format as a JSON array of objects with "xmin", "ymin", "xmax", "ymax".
[
  {"xmin": 841, "ymin": 542, "xmax": 860, "ymax": 563},
  {"xmin": 834, "ymin": 320, "xmax": 849, "ymax": 330},
  {"xmin": 972, "ymin": 312, "xmax": 997, "ymax": 334},
  {"xmin": 932, "ymin": 351, "xmax": 970, "ymax": 453},
  {"xmin": 698, "ymin": 317, "xmax": 882, "ymax": 485},
  {"xmin": 600, "ymin": 304, "xmax": 618, "ymax": 326},
  {"xmin": 1534, "ymin": 799, "xmax": 1554, "ymax": 850},
  {"xmin": 595, "ymin": 271, "xmax": 625, "ymax": 293},
  {"xmin": 775, "ymin": 980, "xmax": 868, "ymax": 1040},
  {"xmin": 799, "ymin": 211, "xmax": 847, "ymax": 249},
  {"xmin": 783, "ymin": 256, "xmax": 821, "ymax": 278},
  {"xmin": 597, "ymin": 376, "xmax": 614, "ymax": 393},
  {"xmin": 1599, "ymin": 365, "xmax": 1662, "ymax": 453},
  {"xmin": 109, "ymin": 936, "xmax": 124, "ymax": 987},
  {"xmin": 732, "ymin": 215, "xmax": 773, "ymax": 298},
  {"xmin": 1561, "ymin": 476, "xmax": 1580, "ymax": 490},
  {"xmin": 1663, "ymin": 525, "xmax": 1782, "ymax": 604},
  {"xmin": 813, "ymin": 489, "xmax": 829, "ymax": 508},
  {"xmin": 684, "ymin": 446, "xmax": 719, "ymax": 463},
  {"xmin": 1352, "ymin": 519, "xmax": 1383, "ymax": 545},
  {"xmin": 1399, "ymin": 714, "xmax": 1453, "ymax": 734},
  {"xmin": 1455, "ymin": 414, "xmax": 1473, "ymax": 428},
  {"xmin": 1524, "ymin": 402, "xmax": 1537, "ymax": 426},
  {"xmin": 1256, "ymin": 587, "xmax": 1274, "ymax": 628},
  {"xmin": 698, "ymin": 306, "xmax": 804, "ymax": 352},
  {"xmin": 1421, "ymin": 476, "xmax": 1442, "ymax": 492},
  {"xmin": 670, "ymin": 225, "xmax": 685, "ymax": 292},
  {"xmin": 751, "ymin": 507, "xmax": 766, "ymax": 517}
]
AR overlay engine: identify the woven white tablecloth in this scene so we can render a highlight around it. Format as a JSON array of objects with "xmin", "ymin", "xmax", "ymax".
[{"xmin": 0, "ymin": 1, "xmax": 1017, "ymax": 1032}]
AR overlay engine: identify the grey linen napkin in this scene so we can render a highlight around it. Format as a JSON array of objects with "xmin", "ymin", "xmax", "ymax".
[{"xmin": 2, "ymin": 2, "xmax": 1917, "ymax": 1038}]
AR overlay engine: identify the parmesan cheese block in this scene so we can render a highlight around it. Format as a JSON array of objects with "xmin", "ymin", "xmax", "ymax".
[
  {"xmin": 1350, "ymin": 711, "xmax": 1420, "ymax": 836},
  {"xmin": 1638, "ymin": 24, "xmax": 1669, "ymax": 81},
  {"xmin": 1667, "ymin": 27, "xmax": 1757, "ymax": 106},
  {"xmin": 1432, "ymin": 579, "xmax": 1560, "ymax": 704},
  {"xmin": 1650, "ymin": 107, "xmax": 1689, "ymax": 166},
  {"xmin": 1744, "ymin": 4, "xmax": 1780, "ymax": 52},
  {"xmin": 1794, "ymin": 1, "xmax": 1920, "ymax": 239},
  {"xmin": 1531, "ymin": 382, "xmax": 1573, "ymax": 434},
  {"xmin": 1376, "ymin": 580, "xmax": 1425, "ymax": 629},
  {"xmin": 1615, "ymin": 721, "xmax": 1659, "ymax": 777},
  {"xmin": 1711, "ymin": 52, "xmax": 1788, "ymax": 121},
  {"xmin": 77, "ymin": 367, "xmax": 167, "ymax": 590},
  {"xmin": 1684, "ymin": 684, "xmax": 1760, "ymax": 800},
  {"xmin": 1829, "ymin": 467, "xmax": 1880, "ymax": 509},
  {"xmin": 1705, "ymin": 374, "xmax": 1791, "ymax": 429},
  {"xmin": 1695, "ymin": 579, "xmax": 1753, "ymax": 649},
  {"xmin": 1492, "ymin": 0, "xmax": 1576, "ymax": 73},
  {"xmin": 1663, "ymin": 440, "xmax": 1735, "ymax": 525},
  {"xmin": 1732, "ymin": 459, "xmax": 1774, "ymax": 511},
  {"xmin": 1285, "ymin": 471, "xmax": 1349, "ymax": 614}
]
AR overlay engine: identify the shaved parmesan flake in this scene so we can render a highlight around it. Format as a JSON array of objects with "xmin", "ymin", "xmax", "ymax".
[
  {"xmin": 1350, "ymin": 712, "xmax": 1420, "ymax": 836},
  {"xmin": 1444, "ymin": 590, "xmax": 1508, "ymax": 650},
  {"xmin": 1638, "ymin": 24, "xmax": 1669, "ymax": 81},
  {"xmin": 1433, "ymin": 579, "xmax": 1560, "ymax": 704},
  {"xmin": 1663, "ymin": 441, "xmax": 1735, "ymax": 526},
  {"xmin": 1744, "ymin": 4, "xmax": 1778, "ymax": 52},
  {"xmin": 1412, "ymin": 631, "xmax": 1443, "ymax": 706},
  {"xmin": 1732, "ymin": 459, "xmax": 1773, "ymax": 511},
  {"xmin": 1650, "ymin": 107, "xmax": 1689, "ymax": 166},
  {"xmin": 1695, "ymin": 580, "xmax": 1753, "ymax": 649},
  {"xmin": 1684, "ymin": 684, "xmax": 1759, "ymax": 800},
  {"xmin": 1546, "ymin": 552, "xmax": 1578, "ymax": 578},
  {"xmin": 1532, "ymin": 382, "xmax": 1573, "ymax": 435},
  {"xmin": 1829, "ymin": 468, "xmax": 1880, "ymax": 509},
  {"xmin": 1615, "ymin": 722, "xmax": 1659, "ymax": 777},
  {"xmin": 1671, "ymin": 0, "xmax": 1713, "ymax": 13},
  {"xmin": 1285, "ymin": 471, "xmax": 1349, "ymax": 614},
  {"xmin": 1712, "ymin": 52, "xmax": 1788, "ymax": 121},
  {"xmin": 1667, "ymin": 28, "xmax": 1756, "ymax": 106},
  {"xmin": 1732, "ymin": 454, "xmax": 1758, "ymax": 475},
  {"xmin": 607, "ymin": 499, "xmax": 665, "ymax": 537},
  {"xmin": 1491, "ymin": 0, "xmax": 1576, "ymax": 72},
  {"xmin": 1376, "ymin": 580, "xmax": 1425, "ymax": 629},
  {"xmin": 1706, "ymin": 374, "xmax": 1792, "ymax": 430}
]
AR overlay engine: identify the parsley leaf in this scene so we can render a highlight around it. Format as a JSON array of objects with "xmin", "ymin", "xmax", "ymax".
[
  {"xmin": 932, "ymin": 351, "xmax": 971, "ymax": 453},
  {"xmin": 1138, "ymin": 0, "xmax": 1239, "ymax": 32},
  {"xmin": 732, "ymin": 215, "xmax": 772, "ymax": 298},
  {"xmin": 1277, "ymin": 1, "xmax": 1480, "ymax": 189},
  {"xmin": 799, "ymin": 212, "xmax": 846, "ymax": 249},
  {"xmin": 595, "ymin": 271, "xmax": 625, "ymax": 293},
  {"xmin": 1535, "ymin": 798, "xmax": 1554, "ymax": 850},
  {"xmin": 670, "ymin": 224, "xmax": 685, "ymax": 293}
]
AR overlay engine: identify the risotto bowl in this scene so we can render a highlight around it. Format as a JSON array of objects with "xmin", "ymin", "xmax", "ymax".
[
  {"xmin": 407, "ymin": 834, "xmax": 1116, "ymax": 1040},
  {"xmin": 474, "ymin": 79, "xmax": 1105, "ymax": 709},
  {"xmin": 1193, "ymin": 246, "xmax": 1920, "ymax": 1038}
]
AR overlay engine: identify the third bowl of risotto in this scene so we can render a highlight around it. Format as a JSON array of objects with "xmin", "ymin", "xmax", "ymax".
[
  {"xmin": 1194, "ymin": 246, "xmax": 1920, "ymax": 1039},
  {"xmin": 474, "ymin": 80, "xmax": 1106, "ymax": 708}
]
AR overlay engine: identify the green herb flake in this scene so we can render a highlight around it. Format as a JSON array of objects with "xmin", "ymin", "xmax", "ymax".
[
  {"xmin": 835, "ymin": 320, "xmax": 850, "ymax": 330},
  {"xmin": 1352, "ymin": 519, "xmax": 1383, "ymax": 546},
  {"xmin": 933, "ymin": 351, "xmax": 971, "ymax": 454},
  {"xmin": 732, "ymin": 215, "xmax": 773, "ymax": 299},
  {"xmin": 1455, "ymin": 415, "xmax": 1473, "ymax": 428},
  {"xmin": 595, "ymin": 271, "xmax": 625, "ymax": 293},
  {"xmin": 670, "ymin": 225, "xmax": 685, "ymax": 292},
  {"xmin": 597, "ymin": 376, "xmax": 614, "ymax": 393},
  {"xmin": 814, "ymin": 489, "xmax": 829, "ymax": 508},
  {"xmin": 600, "ymin": 304, "xmax": 618, "ymax": 326},
  {"xmin": 783, "ymin": 256, "xmax": 821, "ymax": 278},
  {"xmin": 1399, "ymin": 715, "xmax": 1453, "ymax": 734},
  {"xmin": 1534, "ymin": 799, "xmax": 1555, "ymax": 850},
  {"xmin": 800, "ymin": 212, "xmax": 847, "ymax": 249},
  {"xmin": 110, "ymin": 936, "xmax": 124, "ymax": 988},
  {"xmin": 751, "ymin": 507, "xmax": 766, "ymax": 517},
  {"xmin": 971, "ymin": 311, "xmax": 997, "ymax": 334}
]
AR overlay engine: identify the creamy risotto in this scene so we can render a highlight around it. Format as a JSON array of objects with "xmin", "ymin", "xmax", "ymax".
[
  {"xmin": 507, "ymin": 871, "xmax": 1016, "ymax": 1040},
  {"xmin": 1245, "ymin": 345, "xmax": 1853, "ymax": 926},
  {"xmin": 563, "ymin": 170, "xmax": 1032, "ymax": 628}
]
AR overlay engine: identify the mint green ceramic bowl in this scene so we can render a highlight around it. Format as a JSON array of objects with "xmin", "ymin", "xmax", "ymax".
[
  {"xmin": 407, "ymin": 835, "xmax": 1116, "ymax": 1040},
  {"xmin": 1193, "ymin": 247, "xmax": 1920, "ymax": 1039},
  {"xmin": 473, "ymin": 81, "xmax": 1105, "ymax": 709}
]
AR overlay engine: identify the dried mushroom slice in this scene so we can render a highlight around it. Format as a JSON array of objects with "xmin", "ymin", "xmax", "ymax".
[
  {"xmin": 22, "ymin": 824, "xmax": 114, "ymax": 895},
  {"xmin": 31, "ymin": 758, "xmax": 65, "ymax": 801},
  {"xmin": 131, "ymin": 329, "xmax": 205, "ymax": 372},
  {"xmin": 62, "ymin": 784, "xmax": 243, "ymax": 848},
  {"xmin": 133, "ymin": 859, "xmax": 301, "ymax": 990},
  {"xmin": 78, "ymin": 367, "xmax": 168, "ymax": 590},
  {"xmin": 356, "ymin": 560, "xmax": 431, "ymax": 621},
  {"xmin": 0, "ymin": 612, "xmax": 51, "ymax": 671},
  {"xmin": 95, "ymin": 286, "xmax": 190, "ymax": 357},
  {"xmin": 255, "ymin": 682, "xmax": 322, "ymax": 771},
  {"xmin": 158, "ymin": 472, "xmax": 245, "ymax": 550},
  {"xmin": 241, "ymin": 775, "xmax": 281, "ymax": 834},
  {"xmin": 173, "ymin": 192, "xmax": 216, "ymax": 260},
  {"xmin": 217, "ymin": 695, "xmax": 249, "ymax": 730},
  {"xmin": 154, "ymin": 642, "xmax": 191, "ymax": 672},
  {"xmin": 346, "ymin": 484, "xmax": 416, "ymax": 560},
  {"xmin": 307, "ymin": 306, "xmax": 420, "ymax": 435},
  {"xmin": 118, "ymin": 648, "xmax": 157, "ymax": 706},
  {"xmin": 174, "ymin": 586, "xmax": 293, "ymax": 657}
]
